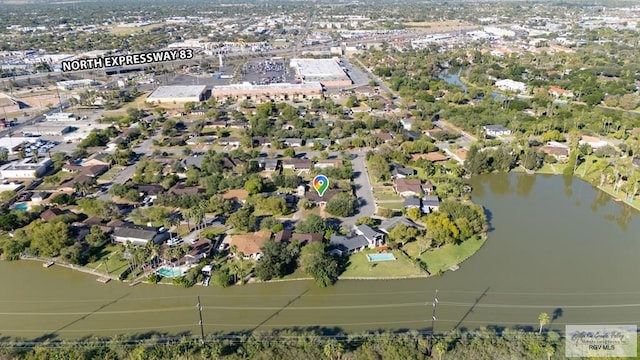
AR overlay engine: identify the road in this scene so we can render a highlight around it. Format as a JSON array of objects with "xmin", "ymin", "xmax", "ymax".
[{"xmin": 342, "ymin": 150, "xmax": 376, "ymax": 227}]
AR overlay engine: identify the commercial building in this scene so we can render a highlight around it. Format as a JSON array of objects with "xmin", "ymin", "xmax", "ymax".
[
  {"xmin": 0, "ymin": 157, "xmax": 52, "ymax": 179},
  {"xmin": 0, "ymin": 137, "xmax": 40, "ymax": 154},
  {"xmin": 210, "ymin": 82, "xmax": 323, "ymax": 102},
  {"xmin": 45, "ymin": 112, "xmax": 76, "ymax": 122},
  {"xmin": 495, "ymin": 79, "xmax": 527, "ymax": 93},
  {"xmin": 289, "ymin": 58, "xmax": 352, "ymax": 88},
  {"xmin": 56, "ymin": 79, "xmax": 99, "ymax": 91},
  {"xmin": 146, "ymin": 85, "xmax": 207, "ymax": 104}
]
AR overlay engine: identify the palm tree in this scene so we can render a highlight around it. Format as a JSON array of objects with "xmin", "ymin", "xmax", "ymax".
[
  {"xmin": 538, "ymin": 312, "xmax": 549, "ymax": 334},
  {"xmin": 545, "ymin": 345, "xmax": 555, "ymax": 360}
]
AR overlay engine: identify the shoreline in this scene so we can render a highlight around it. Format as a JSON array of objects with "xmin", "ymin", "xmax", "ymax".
[{"xmin": 517, "ymin": 167, "xmax": 640, "ymax": 213}]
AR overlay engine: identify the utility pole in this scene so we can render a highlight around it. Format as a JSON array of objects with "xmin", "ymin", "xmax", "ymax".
[
  {"xmin": 431, "ymin": 289, "xmax": 439, "ymax": 340},
  {"xmin": 197, "ymin": 296, "xmax": 205, "ymax": 344}
]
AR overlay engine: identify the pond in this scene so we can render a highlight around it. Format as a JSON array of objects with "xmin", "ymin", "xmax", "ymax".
[{"xmin": 1, "ymin": 173, "xmax": 639, "ymax": 339}]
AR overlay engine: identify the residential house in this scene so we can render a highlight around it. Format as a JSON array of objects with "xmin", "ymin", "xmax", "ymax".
[
  {"xmin": 579, "ymin": 135, "xmax": 609, "ymax": 149},
  {"xmin": 422, "ymin": 195, "xmax": 440, "ymax": 213},
  {"xmin": 314, "ymin": 159, "xmax": 343, "ymax": 169},
  {"xmin": 374, "ymin": 132, "xmax": 394, "ymax": 143},
  {"xmin": 228, "ymin": 230, "xmax": 272, "ymax": 260},
  {"xmin": 329, "ymin": 233, "xmax": 369, "ymax": 256},
  {"xmin": 274, "ymin": 230, "xmax": 323, "ymax": 246},
  {"xmin": 391, "ymin": 164, "xmax": 416, "ymax": 179},
  {"xmin": 259, "ymin": 158, "xmax": 279, "ymax": 171},
  {"xmin": 354, "ymin": 224, "xmax": 385, "ymax": 248},
  {"xmin": 403, "ymin": 197, "xmax": 421, "ymax": 210},
  {"xmin": 218, "ymin": 137, "xmax": 241, "ymax": 147},
  {"xmin": 282, "ymin": 158, "xmax": 312, "ymax": 171},
  {"xmin": 305, "ymin": 138, "xmax": 332, "ymax": 148},
  {"xmin": 83, "ymin": 152, "xmax": 111, "ymax": 167},
  {"xmin": 253, "ymin": 137, "xmax": 272, "ymax": 147},
  {"xmin": 394, "ymin": 178, "xmax": 424, "ymax": 197},
  {"xmin": 483, "ymin": 125, "xmax": 512, "ymax": 137},
  {"xmin": 541, "ymin": 142, "xmax": 570, "ymax": 160},
  {"xmin": 79, "ymin": 216, "xmax": 114, "ymax": 234},
  {"xmin": 283, "ymin": 138, "xmax": 303, "ymax": 147},
  {"xmin": 378, "ymin": 216, "xmax": 425, "ymax": 234},
  {"xmin": 40, "ymin": 207, "xmax": 66, "ymax": 221},
  {"xmin": 135, "ymin": 184, "xmax": 164, "ymax": 200},
  {"xmin": 304, "ymin": 188, "xmax": 343, "ymax": 206},
  {"xmin": 205, "ymin": 120, "xmax": 227, "ymax": 129},
  {"xmin": 549, "ymin": 85, "xmax": 574, "ymax": 98},
  {"xmin": 181, "ymin": 238, "xmax": 213, "ymax": 265},
  {"xmin": 112, "ymin": 224, "xmax": 169, "ymax": 245},
  {"xmin": 169, "ymin": 184, "xmax": 205, "ymax": 196},
  {"xmin": 292, "ymin": 233, "xmax": 324, "ymax": 246}
]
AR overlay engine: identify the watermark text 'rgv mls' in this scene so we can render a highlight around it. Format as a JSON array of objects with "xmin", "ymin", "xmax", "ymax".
[{"xmin": 61, "ymin": 49, "xmax": 194, "ymax": 72}]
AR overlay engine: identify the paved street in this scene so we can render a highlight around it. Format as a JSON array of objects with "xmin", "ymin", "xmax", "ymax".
[{"xmin": 343, "ymin": 150, "xmax": 376, "ymax": 227}]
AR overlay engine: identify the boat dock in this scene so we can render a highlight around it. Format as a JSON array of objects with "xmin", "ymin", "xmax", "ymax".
[
  {"xmin": 449, "ymin": 264, "xmax": 460, "ymax": 271},
  {"xmin": 42, "ymin": 261, "xmax": 54, "ymax": 268},
  {"xmin": 96, "ymin": 277, "xmax": 111, "ymax": 284}
]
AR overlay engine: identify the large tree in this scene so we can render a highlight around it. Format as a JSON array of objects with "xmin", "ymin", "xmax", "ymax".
[
  {"xmin": 299, "ymin": 242, "xmax": 339, "ymax": 287},
  {"xmin": 254, "ymin": 240, "xmax": 300, "ymax": 281},
  {"xmin": 325, "ymin": 193, "xmax": 357, "ymax": 217}
]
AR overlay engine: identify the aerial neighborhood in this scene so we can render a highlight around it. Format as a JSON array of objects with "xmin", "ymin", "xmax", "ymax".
[{"xmin": 0, "ymin": 0, "xmax": 639, "ymax": 293}]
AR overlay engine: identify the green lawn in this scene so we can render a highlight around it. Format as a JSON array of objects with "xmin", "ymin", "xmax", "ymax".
[
  {"xmin": 339, "ymin": 249, "xmax": 425, "ymax": 278},
  {"xmin": 405, "ymin": 236, "xmax": 486, "ymax": 274},
  {"xmin": 537, "ymin": 163, "xmax": 566, "ymax": 175},
  {"xmin": 280, "ymin": 267, "xmax": 312, "ymax": 281},
  {"xmin": 372, "ymin": 187, "xmax": 402, "ymax": 201},
  {"xmin": 84, "ymin": 244, "xmax": 130, "ymax": 277},
  {"xmin": 378, "ymin": 201, "xmax": 404, "ymax": 210},
  {"xmin": 97, "ymin": 165, "xmax": 125, "ymax": 183}
]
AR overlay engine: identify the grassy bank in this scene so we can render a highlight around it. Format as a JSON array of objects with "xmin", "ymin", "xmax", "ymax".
[
  {"xmin": 404, "ymin": 236, "xmax": 486, "ymax": 274},
  {"xmin": 339, "ymin": 249, "xmax": 425, "ymax": 278}
]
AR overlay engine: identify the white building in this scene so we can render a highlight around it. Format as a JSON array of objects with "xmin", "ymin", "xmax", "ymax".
[
  {"xmin": 484, "ymin": 26, "xmax": 516, "ymax": 38},
  {"xmin": 46, "ymin": 113, "xmax": 76, "ymax": 122},
  {"xmin": 146, "ymin": 85, "xmax": 207, "ymax": 104},
  {"xmin": 57, "ymin": 79, "xmax": 99, "ymax": 91},
  {"xmin": 0, "ymin": 157, "xmax": 52, "ymax": 179},
  {"xmin": 495, "ymin": 79, "xmax": 527, "ymax": 93}
]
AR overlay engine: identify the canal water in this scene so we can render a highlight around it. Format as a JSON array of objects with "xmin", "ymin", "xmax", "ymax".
[{"xmin": 1, "ymin": 173, "xmax": 640, "ymax": 339}]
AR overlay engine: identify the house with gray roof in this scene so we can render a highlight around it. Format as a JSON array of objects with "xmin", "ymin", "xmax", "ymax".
[
  {"xmin": 403, "ymin": 197, "xmax": 421, "ymax": 209},
  {"xmin": 329, "ymin": 234, "xmax": 369, "ymax": 256},
  {"xmin": 354, "ymin": 224, "xmax": 384, "ymax": 247},
  {"xmin": 378, "ymin": 216, "xmax": 424, "ymax": 234},
  {"xmin": 422, "ymin": 195, "xmax": 440, "ymax": 213},
  {"xmin": 112, "ymin": 224, "xmax": 169, "ymax": 245}
]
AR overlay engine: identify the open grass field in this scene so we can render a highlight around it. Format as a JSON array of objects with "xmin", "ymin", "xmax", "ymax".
[
  {"xmin": 339, "ymin": 249, "xmax": 424, "ymax": 278},
  {"xmin": 378, "ymin": 201, "xmax": 404, "ymax": 210},
  {"xmin": 84, "ymin": 244, "xmax": 131, "ymax": 277},
  {"xmin": 108, "ymin": 23, "xmax": 164, "ymax": 35},
  {"xmin": 404, "ymin": 236, "xmax": 486, "ymax": 274},
  {"xmin": 372, "ymin": 186, "xmax": 402, "ymax": 201}
]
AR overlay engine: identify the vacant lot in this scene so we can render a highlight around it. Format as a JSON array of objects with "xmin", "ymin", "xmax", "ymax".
[
  {"xmin": 403, "ymin": 21, "xmax": 476, "ymax": 33},
  {"xmin": 340, "ymin": 249, "xmax": 424, "ymax": 278}
]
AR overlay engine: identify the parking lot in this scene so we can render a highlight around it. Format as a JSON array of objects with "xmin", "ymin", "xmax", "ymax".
[{"xmin": 241, "ymin": 59, "xmax": 297, "ymax": 85}]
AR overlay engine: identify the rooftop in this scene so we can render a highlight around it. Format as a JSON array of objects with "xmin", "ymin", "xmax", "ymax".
[
  {"xmin": 147, "ymin": 85, "xmax": 207, "ymax": 99},
  {"xmin": 212, "ymin": 82, "xmax": 322, "ymax": 92}
]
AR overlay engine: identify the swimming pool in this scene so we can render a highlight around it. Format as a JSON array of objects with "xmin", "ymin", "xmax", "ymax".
[
  {"xmin": 12, "ymin": 203, "xmax": 28, "ymax": 211},
  {"xmin": 366, "ymin": 253, "xmax": 396, "ymax": 262},
  {"xmin": 156, "ymin": 267, "xmax": 184, "ymax": 278}
]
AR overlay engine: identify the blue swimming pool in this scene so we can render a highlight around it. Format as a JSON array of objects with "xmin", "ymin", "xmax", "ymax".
[
  {"xmin": 12, "ymin": 203, "xmax": 28, "ymax": 211},
  {"xmin": 366, "ymin": 253, "xmax": 396, "ymax": 262},
  {"xmin": 156, "ymin": 267, "xmax": 184, "ymax": 278}
]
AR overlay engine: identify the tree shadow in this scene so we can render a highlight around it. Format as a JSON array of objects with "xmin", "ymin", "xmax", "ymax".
[
  {"xmin": 249, "ymin": 289, "xmax": 310, "ymax": 333},
  {"xmin": 30, "ymin": 293, "xmax": 130, "ymax": 343},
  {"xmin": 549, "ymin": 307, "xmax": 563, "ymax": 327},
  {"xmin": 453, "ymin": 287, "xmax": 490, "ymax": 331},
  {"xmin": 483, "ymin": 207, "xmax": 495, "ymax": 232}
]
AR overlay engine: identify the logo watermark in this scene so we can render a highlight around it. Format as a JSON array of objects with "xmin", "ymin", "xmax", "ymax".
[{"xmin": 566, "ymin": 325, "xmax": 637, "ymax": 358}]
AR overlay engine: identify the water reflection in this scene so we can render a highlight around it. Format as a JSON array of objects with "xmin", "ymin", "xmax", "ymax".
[
  {"xmin": 563, "ymin": 175, "xmax": 573, "ymax": 198},
  {"xmin": 590, "ymin": 188, "xmax": 610, "ymax": 213},
  {"xmin": 487, "ymin": 173, "xmax": 513, "ymax": 196},
  {"xmin": 515, "ymin": 174, "xmax": 536, "ymax": 197}
]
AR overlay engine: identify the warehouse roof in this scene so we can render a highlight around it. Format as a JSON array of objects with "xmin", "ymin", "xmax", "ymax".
[{"xmin": 147, "ymin": 85, "xmax": 206, "ymax": 99}]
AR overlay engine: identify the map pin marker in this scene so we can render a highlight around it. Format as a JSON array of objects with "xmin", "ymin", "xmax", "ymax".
[{"xmin": 312, "ymin": 175, "xmax": 329, "ymax": 197}]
